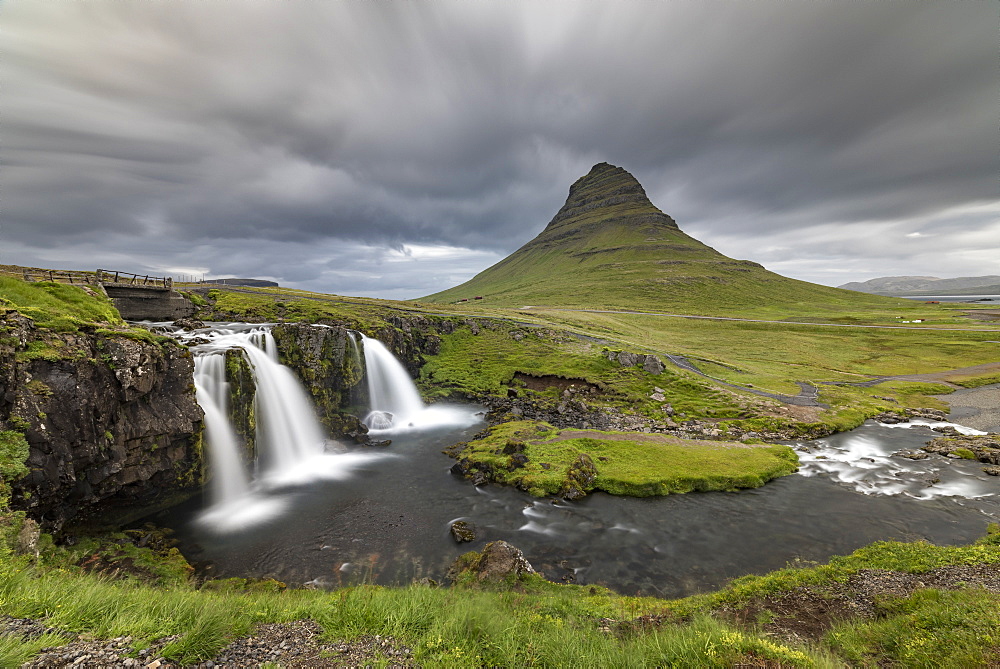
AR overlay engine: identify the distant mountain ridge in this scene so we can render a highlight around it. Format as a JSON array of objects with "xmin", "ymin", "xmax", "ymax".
[
  {"xmin": 422, "ymin": 163, "xmax": 902, "ymax": 314},
  {"xmin": 839, "ymin": 276, "xmax": 1000, "ymax": 295}
]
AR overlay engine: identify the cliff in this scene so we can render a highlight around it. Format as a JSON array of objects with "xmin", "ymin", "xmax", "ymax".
[{"xmin": 0, "ymin": 311, "xmax": 203, "ymax": 531}]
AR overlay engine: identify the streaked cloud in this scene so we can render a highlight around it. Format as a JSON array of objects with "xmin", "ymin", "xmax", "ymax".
[{"xmin": 2, "ymin": 0, "xmax": 995, "ymax": 296}]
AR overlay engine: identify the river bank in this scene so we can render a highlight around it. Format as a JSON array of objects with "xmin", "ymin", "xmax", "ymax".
[{"xmin": 935, "ymin": 381, "xmax": 1000, "ymax": 433}]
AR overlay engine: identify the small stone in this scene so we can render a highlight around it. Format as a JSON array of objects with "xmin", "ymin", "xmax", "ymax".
[
  {"xmin": 450, "ymin": 521, "xmax": 477, "ymax": 543},
  {"xmin": 983, "ymin": 466, "xmax": 1000, "ymax": 476}
]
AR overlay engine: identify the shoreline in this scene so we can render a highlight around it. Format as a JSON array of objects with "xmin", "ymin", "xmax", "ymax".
[{"xmin": 934, "ymin": 382, "xmax": 1000, "ymax": 433}]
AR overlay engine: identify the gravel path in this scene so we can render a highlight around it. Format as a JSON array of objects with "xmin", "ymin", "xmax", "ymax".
[
  {"xmin": 5, "ymin": 616, "xmax": 416, "ymax": 668},
  {"xmin": 934, "ymin": 383, "xmax": 1000, "ymax": 433}
]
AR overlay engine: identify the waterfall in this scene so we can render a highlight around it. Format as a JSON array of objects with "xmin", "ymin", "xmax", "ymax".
[
  {"xmin": 193, "ymin": 354, "xmax": 251, "ymax": 505},
  {"xmin": 239, "ymin": 342, "xmax": 328, "ymax": 474},
  {"xmin": 358, "ymin": 333, "xmax": 480, "ymax": 433},
  {"xmin": 174, "ymin": 323, "xmax": 388, "ymax": 532},
  {"xmin": 360, "ymin": 334, "xmax": 426, "ymax": 429}
]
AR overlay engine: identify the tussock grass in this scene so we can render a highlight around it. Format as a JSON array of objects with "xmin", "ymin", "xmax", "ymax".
[
  {"xmin": 0, "ymin": 554, "xmax": 835, "ymax": 667},
  {"xmin": 5, "ymin": 533, "xmax": 998, "ymax": 667},
  {"xmin": 0, "ymin": 278, "xmax": 122, "ymax": 331}
]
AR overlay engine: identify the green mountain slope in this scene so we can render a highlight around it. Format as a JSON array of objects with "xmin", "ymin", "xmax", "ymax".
[{"xmin": 422, "ymin": 163, "xmax": 905, "ymax": 316}]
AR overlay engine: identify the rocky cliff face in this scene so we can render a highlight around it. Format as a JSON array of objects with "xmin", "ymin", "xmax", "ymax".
[
  {"xmin": 0, "ymin": 312, "xmax": 203, "ymax": 532},
  {"xmin": 269, "ymin": 316, "xmax": 458, "ymax": 438},
  {"xmin": 271, "ymin": 323, "xmax": 366, "ymax": 436}
]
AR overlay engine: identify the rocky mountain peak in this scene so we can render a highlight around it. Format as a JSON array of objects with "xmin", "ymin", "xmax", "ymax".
[{"xmin": 543, "ymin": 162, "xmax": 677, "ymax": 234}]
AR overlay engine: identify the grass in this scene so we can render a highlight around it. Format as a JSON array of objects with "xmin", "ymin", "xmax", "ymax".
[
  {"xmin": 0, "ymin": 278, "xmax": 123, "ymax": 331},
  {"xmin": 2, "ymin": 530, "xmax": 999, "ymax": 666},
  {"xmin": 827, "ymin": 588, "xmax": 1000, "ymax": 667},
  {"xmin": 452, "ymin": 420, "xmax": 798, "ymax": 497},
  {"xmin": 0, "ymin": 548, "xmax": 835, "ymax": 667},
  {"xmin": 192, "ymin": 282, "xmax": 1000, "ymax": 436}
]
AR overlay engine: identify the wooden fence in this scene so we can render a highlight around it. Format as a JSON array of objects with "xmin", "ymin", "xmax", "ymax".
[
  {"xmin": 0, "ymin": 266, "xmax": 172, "ymax": 289},
  {"xmin": 96, "ymin": 269, "xmax": 172, "ymax": 289}
]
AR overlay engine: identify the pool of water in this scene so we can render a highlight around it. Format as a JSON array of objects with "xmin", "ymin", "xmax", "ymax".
[{"xmin": 156, "ymin": 415, "xmax": 1000, "ymax": 598}]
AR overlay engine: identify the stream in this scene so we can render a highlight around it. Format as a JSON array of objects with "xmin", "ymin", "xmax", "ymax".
[{"xmin": 157, "ymin": 414, "xmax": 1000, "ymax": 598}]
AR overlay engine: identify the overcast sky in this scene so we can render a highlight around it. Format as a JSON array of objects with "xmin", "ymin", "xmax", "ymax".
[{"xmin": 4, "ymin": 1, "xmax": 997, "ymax": 299}]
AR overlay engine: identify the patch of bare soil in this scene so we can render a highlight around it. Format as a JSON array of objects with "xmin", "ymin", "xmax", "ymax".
[
  {"xmin": 719, "ymin": 564, "xmax": 1000, "ymax": 647},
  {"xmin": 960, "ymin": 309, "xmax": 1000, "ymax": 322},
  {"xmin": 512, "ymin": 372, "xmax": 598, "ymax": 393}
]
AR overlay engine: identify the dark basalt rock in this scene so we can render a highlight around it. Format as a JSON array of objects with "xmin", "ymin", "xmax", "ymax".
[
  {"xmin": 448, "ymin": 540, "xmax": 536, "ymax": 583},
  {"xmin": 924, "ymin": 434, "xmax": 1000, "ymax": 464},
  {"xmin": 1, "ymin": 313, "xmax": 203, "ymax": 532},
  {"xmin": 449, "ymin": 520, "xmax": 477, "ymax": 543}
]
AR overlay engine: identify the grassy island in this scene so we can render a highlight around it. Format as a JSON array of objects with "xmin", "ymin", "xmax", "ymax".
[{"xmin": 449, "ymin": 420, "xmax": 799, "ymax": 498}]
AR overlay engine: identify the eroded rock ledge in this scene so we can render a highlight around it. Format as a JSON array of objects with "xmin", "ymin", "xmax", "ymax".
[{"xmin": 0, "ymin": 312, "xmax": 203, "ymax": 531}]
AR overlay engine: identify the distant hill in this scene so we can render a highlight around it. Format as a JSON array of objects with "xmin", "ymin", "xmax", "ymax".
[
  {"xmin": 839, "ymin": 276, "xmax": 1000, "ymax": 296},
  {"xmin": 422, "ymin": 163, "xmax": 903, "ymax": 314},
  {"xmin": 203, "ymin": 278, "xmax": 279, "ymax": 288}
]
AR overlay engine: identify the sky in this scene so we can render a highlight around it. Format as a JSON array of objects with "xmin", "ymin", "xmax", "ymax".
[{"xmin": 4, "ymin": 1, "xmax": 997, "ymax": 300}]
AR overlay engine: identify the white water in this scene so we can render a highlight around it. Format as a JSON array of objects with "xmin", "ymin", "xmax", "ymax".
[
  {"xmin": 359, "ymin": 333, "xmax": 479, "ymax": 433},
  {"xmin": 193, "ymin": 355, "xmax": 250, "ymax": 504},
  {"xmin": 795, "ymin": 419, "xmax": 995, "ymax": 500},
  {"xmin": 176, "ymin": 324, "xmax": 390, "ymax": 532}
]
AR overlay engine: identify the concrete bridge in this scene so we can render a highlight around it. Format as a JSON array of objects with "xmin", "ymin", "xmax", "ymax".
[
  {"xmin": 95, "ymin": 269, "xmax": 194, "ymax": 321},
  {"xmin": 12, "ymin": 267, "xmax": 195, "ymax": 321}
]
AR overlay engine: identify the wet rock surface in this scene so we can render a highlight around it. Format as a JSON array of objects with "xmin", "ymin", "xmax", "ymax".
[
  {"xmin": 924, "ymin": 434, "xmax": 1000, "ymax": 464},
  {"xmin": 449, "ymin": 520, "xmax": 477, "ymax": 543}
]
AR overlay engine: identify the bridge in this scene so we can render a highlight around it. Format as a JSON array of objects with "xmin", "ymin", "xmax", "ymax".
[
  {"xmin": 94, "ymin": 269, "xmax": 193, "ymax": 321},
  {"xmin": 8, "ymin": 267, "xmax": 194, "ymax": 321}
]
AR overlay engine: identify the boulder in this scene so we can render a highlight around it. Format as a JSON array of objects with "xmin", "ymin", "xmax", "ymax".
[
  {"xmin": 448, "ymin": 540, "xmax": 536, "ymax": 583},
  {"xmin": 642, "ymin": 355, "xmax": 665, "ymax": 374},
  {"xmin": 616, "ymin": 351, "xmax": 640, "ymax": 367},
  {"xmin": 560, "ymin": 453, "xmax": 597, "ymax": 500}
]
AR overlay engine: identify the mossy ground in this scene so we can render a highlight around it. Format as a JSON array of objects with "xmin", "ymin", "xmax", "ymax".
[
  {"xmin": 192, "ymin": 284, "xmax": 1000, "ymax": 438},
  {"xmin": 453, "ymin": 420, "xmax": 798, "ymax": 497},
  {"xmin": 0, "ymin": 278, "xmax": 123, "ymax": 332}
]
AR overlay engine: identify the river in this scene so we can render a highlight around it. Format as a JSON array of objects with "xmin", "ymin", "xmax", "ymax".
[{"xmin": 157, "ymin": 411, "xmax": 1000, "ymax": 598}]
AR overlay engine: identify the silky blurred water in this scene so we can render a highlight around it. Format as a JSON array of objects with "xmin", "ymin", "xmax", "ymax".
[{"xmin": 156, "ymin": 417, "xmax": 1000, "ymax": 597}]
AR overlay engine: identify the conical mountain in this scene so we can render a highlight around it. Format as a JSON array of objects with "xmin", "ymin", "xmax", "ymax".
[{"xmin": 422, "ymin": 163, "xmax": 902, "ymax": 314}]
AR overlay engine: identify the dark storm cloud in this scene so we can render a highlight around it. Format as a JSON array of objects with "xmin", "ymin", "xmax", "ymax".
[{"xmin": 2, "ymin": 0, "xmax": 996, "ymax": 295}]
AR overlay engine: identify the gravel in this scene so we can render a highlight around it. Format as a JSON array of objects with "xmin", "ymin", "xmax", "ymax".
[
  {"xmin": 11, "ymin": 618, "xmax": 416, "ymax": 668},
  {"xmin": 934, "ymin": 383, "xmax": 1000, "ymax": 433}
]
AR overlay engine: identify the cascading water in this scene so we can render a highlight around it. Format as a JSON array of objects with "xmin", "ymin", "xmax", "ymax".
[
  {"xmin": 359, "ymin": 334, "xmax": 425, "ymax": 429},
  {"xmin": 173, "ymin": 323, "xmax": 389, "ymax": 532},
  {"xmin": 193, "ymin": 354, "xmax": 250, "ymax": 505}
]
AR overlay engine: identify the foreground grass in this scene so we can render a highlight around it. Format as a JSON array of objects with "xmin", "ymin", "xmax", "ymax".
[
  {"xmin": 0, "ymin": 278, "xmax": 123, "ymax": 332},
  {"xmin": 3, "ymin": 531, "xmax": 1000, "ymax": 667},
  {"xmin": 451, "ymin": 420, "xmax": 798, "ymax": 497},
  {"xmin": 0, "ymin": 554, "xmax": 832, "ymax": 667}
]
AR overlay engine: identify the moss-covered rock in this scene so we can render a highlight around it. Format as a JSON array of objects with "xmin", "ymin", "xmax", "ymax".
[
  {"xmin": 448, "ymin": 540, "xmax": 537, "ymax": 586},
  {"xmin": 224, "ymin": 349, "xmax": 256, "ymax": 459},
  {"xmin": 271, "ymin": 323, "xmax": 365, "ymax": 435}
]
